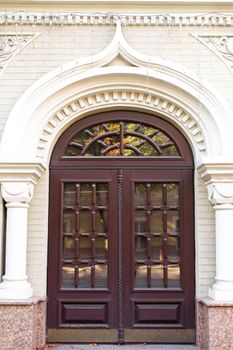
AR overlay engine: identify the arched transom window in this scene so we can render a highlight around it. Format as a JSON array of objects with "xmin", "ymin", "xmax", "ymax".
[{"xmin": 64, "ymin": 121, "xmax": 180, "ymax": 157}]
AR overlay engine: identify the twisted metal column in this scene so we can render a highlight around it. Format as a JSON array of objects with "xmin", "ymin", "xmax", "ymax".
[{"xmin": 117, "ymin": 169, "xmax": 124, "ymax": 344}]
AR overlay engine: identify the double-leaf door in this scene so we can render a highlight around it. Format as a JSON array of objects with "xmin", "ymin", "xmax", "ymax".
[
  {"xmin": 48, "ymin": 167, "xmax": 194, "ymax": 343},
  {"xmin": 47, "ymin": 111, "xmax": 195, "ymax": 343}
]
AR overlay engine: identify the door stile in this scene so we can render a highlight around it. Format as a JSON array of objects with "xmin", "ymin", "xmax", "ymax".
[{"xmin": 117, "ymin": 169, "xmax": 124, "ymax": 343}]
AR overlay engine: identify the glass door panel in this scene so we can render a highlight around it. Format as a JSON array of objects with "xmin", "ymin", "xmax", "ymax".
[{"xmin": 62, "ymin": 182, "xmax": 109, "ymax": 290}]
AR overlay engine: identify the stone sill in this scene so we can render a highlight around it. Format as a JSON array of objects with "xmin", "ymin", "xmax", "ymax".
[
  {"xmin": 198, "ymin": 297, "xmax": 233, "ymax": 307},
  {"xmin": 0, "ymin": 296, "xmax": 46, "ymax": 305}
]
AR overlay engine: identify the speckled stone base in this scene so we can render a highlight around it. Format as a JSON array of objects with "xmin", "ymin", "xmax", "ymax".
[
  {"xmin": 0, "ymin": 297, "xmax": 46, "ymax": 350},
  {"xmin": 197, "ymin": 297, "xmax": 233, "ymax": 350}
]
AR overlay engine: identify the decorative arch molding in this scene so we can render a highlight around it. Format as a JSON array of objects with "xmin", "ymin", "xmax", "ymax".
[
  {"xmin": 37, "ymin": 88, "xmax": 205, "ymax": 159},
  {"xmin": 0, "ymin": 21, "xmax": 232, "ymax": 166}
]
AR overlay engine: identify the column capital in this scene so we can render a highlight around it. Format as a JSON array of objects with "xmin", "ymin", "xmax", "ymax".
[
  {"xmin": 198, "ymin": 161, "xmax": 233, "ymax": 206},
  {"xmin": 207, "ymin": 183, "xmax": 233, "ymax": 206},
  {"xmin": 1, "ymin": 182, "xmax": 34, "ymax": 204},
  {"xmin": 0, "ymin": 162, "xmax": 45, "ymax": 204}
]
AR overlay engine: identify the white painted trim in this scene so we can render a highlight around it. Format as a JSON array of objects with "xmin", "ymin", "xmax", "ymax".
[
  {"xmin": 1, "ymin": 11, "xmax": 233, "ymax": 26},
  {"xmin": 0, "ymin": 21, "xmax": 232, "ymax": 167},
  {"xmin": 2, "ymin": 0, "xmax": 233, "ymax": 4}
]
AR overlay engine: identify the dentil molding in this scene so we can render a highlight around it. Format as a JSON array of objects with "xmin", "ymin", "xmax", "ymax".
[
  {"xmin": 1, "ymin": 11, "xmax": 233, "ymax": 26},
  {"xmin": 37, "ymin": 89, "xmax": 205, "ymax": 157}
]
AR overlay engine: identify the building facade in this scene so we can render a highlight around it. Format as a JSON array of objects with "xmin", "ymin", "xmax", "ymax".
[{"xmin": 0, "ymin": 1, "xmax": 233, "ymax": 349}]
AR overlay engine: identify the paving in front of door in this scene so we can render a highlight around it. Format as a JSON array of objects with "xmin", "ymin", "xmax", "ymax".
[{"xmin": 49, "ymin": 344, "xmax": 198, "ymax": 350}]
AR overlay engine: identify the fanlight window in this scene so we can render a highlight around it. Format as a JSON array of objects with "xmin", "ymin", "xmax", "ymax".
[{"xmin": 64, "ymin": 121, "xmax": 180, "ymax": 157}]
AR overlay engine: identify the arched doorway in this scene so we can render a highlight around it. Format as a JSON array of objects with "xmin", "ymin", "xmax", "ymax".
[{"xmin": 47, "ymin": 110, "xmax": 195, "ymax": 344}]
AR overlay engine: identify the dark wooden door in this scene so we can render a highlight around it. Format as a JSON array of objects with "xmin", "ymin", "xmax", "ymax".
[
  {"xmin": 47, "ymin": 111, "xmax": 195, "ymax": 343},
  {"xmin": 47, "ymin": 167, "xmax": 194, "ymax": 343}
]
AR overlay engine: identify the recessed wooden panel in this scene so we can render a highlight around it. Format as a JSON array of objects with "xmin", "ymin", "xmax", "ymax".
[
  {"xmin": 62, "ymin": 303, "xmax": 107, "ymax": 323},
  {"xmin": 135, "ymin": 303, "xmax": 180, "ymax": 323}
]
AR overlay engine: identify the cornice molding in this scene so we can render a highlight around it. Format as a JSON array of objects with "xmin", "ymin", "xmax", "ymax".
[
  {"xmin": 0, "ymin": 162, "xmax": 46, "ymax": 183},
  {"xmin": 1, "ymin": 11, "xmax": 233, "ymax": 26}
]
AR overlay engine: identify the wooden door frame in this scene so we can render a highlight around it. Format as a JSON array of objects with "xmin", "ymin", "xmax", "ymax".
[{"xmin": 47, "ymin": 110, "xmax": 195, "ymax": 343}]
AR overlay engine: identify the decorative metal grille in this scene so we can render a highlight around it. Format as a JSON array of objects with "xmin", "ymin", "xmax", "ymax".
[
  {"xmin": 134, "ymin": 182, "xmax": 180, "ymax": 289},
  {"xmin": 62, "ymin": 182, "xmax": 108, "ymax": 289},
  {"xmin": 64, "ymin": 121, "xmax": 180, "ymax": 157}
]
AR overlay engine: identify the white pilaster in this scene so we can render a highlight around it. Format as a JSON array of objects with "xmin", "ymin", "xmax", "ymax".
[
  {"xmin": 199, "ymin": 162, "xmax": 233, "ymax": 301},
  {"xmin": 0, "ymin": 163, "xmax": 45, "ymax": 299}
]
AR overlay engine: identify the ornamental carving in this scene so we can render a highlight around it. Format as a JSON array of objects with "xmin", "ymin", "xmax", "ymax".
[
  {"xmin": 0, "ymin": 33, "xmax": 40, "ymax": 74},
  {"xmin": 37, "ymin": 90, "xmax": 205, "ymax": 157},
  {"xmin": 1, "ymin": 181, "xmax": 34, "ymax": 204},
  {"xmin": 192, "ymin": 34, "xmax": 233, "ymax": 74}
]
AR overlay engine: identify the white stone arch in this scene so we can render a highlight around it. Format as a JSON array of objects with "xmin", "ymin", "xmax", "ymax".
[
  {"xmin": 0, "ymin": 21, "xmax": 233, "ymax": 166},
  {"xmin": 0, "ymin": 21, "xmax": 233, "ymax": 302}
]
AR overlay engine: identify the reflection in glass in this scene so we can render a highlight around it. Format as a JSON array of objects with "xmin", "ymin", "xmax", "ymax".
[
  {"xmin": 151, "ymin": 184, "xmax": 163, "ymax": 206},
  {"xmin": 63, "ymin": 237, "xmax": 75, "ymax": 259},
  {"xmin": 64, "ymin": 183, "xmax": 76, "ymax": 206},
  {"xmin": 135, "ymin": 265, "xmax": 147, "ymax": 288},
  {"xmin": 95, "ymin": 237, "xmax": 108, "ymax": 259},
  {"xmin": 151, "ymin": 237, "xmax": 163, "ymax": 260},
  {"xmin": 63, "ymin": 209, "xmax": 76, "ymax": 233},
  {"xmin": 80, "ymin": 183, "xmax": 92, "ymax": 206},
  {"xmin": 135, "ymin": 184, "xmax": 147, "ymax": 206},
  {"xmin": 96, "ymin": 183, "xmax": 108, "ymax": 206},
  {"xmin": 167, "ymin": 237, "xmax": 179, "ymax": 260},
  {"xmin": 167, "ymin": 211, "xmax": 179, "ymax": 233},
  {"xmin": 151, "ymin": 264, "xmax": 164, "ymax": 288},
  {"xmin": 134, "ymin": 210, "xmax": 147, "ymax": 233},
  {"xmin": 61, "ymin": 265, "xmax": 75, "ymax": 288},
  {"xmin": 96, "ymin": 210, "xmax": 108, "ymax": 233},
  {"xmin": 151, "ymin": 211, "xmax": 163, "ymax": 232},
  {"xmin": 79, "ymin": 210, "xmax": 92, "ymax": 233},
  {"xmin": 168, "ymin": 264, "xmax": 180, "ymax": 288},
  {"xmin": 79, "ymin": 265, "xmax": 91, "ymax": 288},
  {"xmin": 64, "ymin": 121, "xmax": 180, "ymax": 157},
  {"xmin": 139, "ymin": 142, "xmax": 158, "ymax": 156},
  {"xmin": 135, "ymin": 236, "xmax": 147, "ymax": 260},
  {"xmin": 79, "ymin": 237, "xmax": 92, "ymax": 259},
  {"xmin": 95, "ymin": 264, "xmax": 107, "ymax": 288},
  {"xmin": 167, "ymin": 184, "xmax": 179, "ymax": 207}
]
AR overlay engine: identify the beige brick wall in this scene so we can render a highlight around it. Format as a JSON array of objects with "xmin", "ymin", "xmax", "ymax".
[
  {"xmin": 0, "ymin": 22, "xmax": 224, "ymax": 296},
  {"xmin": 195, "ymin": 172, "xmax": 215, "ymax": 297},
  {"xmin": 27, "ymin": 172, "xmax": 49, "ymax": 297}
]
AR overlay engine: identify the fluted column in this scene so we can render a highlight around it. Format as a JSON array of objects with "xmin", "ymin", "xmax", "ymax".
[{"xmin": 0, "ymin": 182, "xmax": 34, "ymax": 299}]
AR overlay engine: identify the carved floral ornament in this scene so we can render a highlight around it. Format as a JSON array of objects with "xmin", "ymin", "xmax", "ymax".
[
  {"xmin": 192, "ymin": 34, "xmax": 233, "ymax": 75},
  {"xmin": 0, "ymin": 32, "xmax": 40, "ymax": 74}
]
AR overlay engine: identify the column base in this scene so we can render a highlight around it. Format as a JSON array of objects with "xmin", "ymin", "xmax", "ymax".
[
  {"xmin": 0, "ymin": 279, "xmax": 33, "ymax": 299},
  {"xmin": 0, "ymin": 297, "xmax": 46, "ymax": 350},
  {"xmin": 197, "ymin": 297, "xmax": 233, "ymax": 350},
  {"xmin": 209, "ymin": 281, "xmax": 233, "ymax": 301}
]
